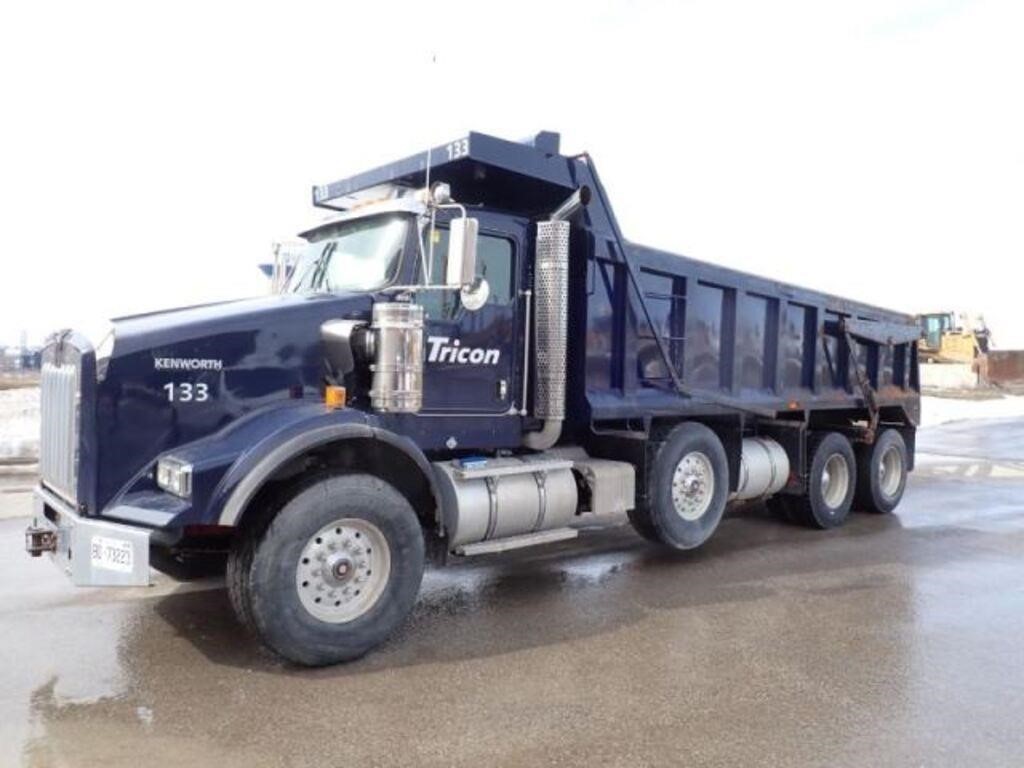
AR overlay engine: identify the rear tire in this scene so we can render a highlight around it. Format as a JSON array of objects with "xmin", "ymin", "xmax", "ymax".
[
  {"xmin": 228, "ymin": 472, "xmax": 425, "ymax": 666},
  {"xmin": 855, "ymin": 428, "xmax": 908, "ymax": 514},
  {"xmin": 629, "ymin": 422, "xmax": 729, "ymax": 550},
  {"xmin": 786, "ymin": 432, "xmax": 856, "ymax": 529}
]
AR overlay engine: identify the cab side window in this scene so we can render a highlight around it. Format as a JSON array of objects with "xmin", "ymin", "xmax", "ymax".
[{"xmin": 418, "ymin": 228, "xmax": 514, "ymax": 321}]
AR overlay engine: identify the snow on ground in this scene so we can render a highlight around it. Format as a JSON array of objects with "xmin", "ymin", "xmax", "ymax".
[
  {"xmin": 0, "ymin": 387, "xmax": 40, "ymax": 462},
  {"xmin": 1, "ymin": 387, "xmax": 1022, "ymax": 463},
  {"xmin": 921, "ymin": 394, "xmax": 1024, "ymax": 427}
]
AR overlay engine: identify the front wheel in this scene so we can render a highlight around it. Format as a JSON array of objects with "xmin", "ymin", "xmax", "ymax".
[{"xmin": 228, "ymin": 473, "xmax": 425, "ymax": 666}]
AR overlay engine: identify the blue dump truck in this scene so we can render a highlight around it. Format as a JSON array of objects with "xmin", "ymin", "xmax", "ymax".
[{"xmin": 26, "ymin": 132, "xmax": 921, "ymax": 665}]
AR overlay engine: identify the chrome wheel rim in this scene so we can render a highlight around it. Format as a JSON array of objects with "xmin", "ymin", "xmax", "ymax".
[
  {"xmin": 879, "ymin": 446, "xmax": 903, "ymax": 498},
  {"xmin": 295, "ymin": 518, "xmax": 391, "ymax": 624},
  {"xmin": 671, "ymin": 451, "xmax": 715, "ymax": 521},
  {"xmin": 820, "ymin": 453, "xmax": 850, "ymax": 509}
]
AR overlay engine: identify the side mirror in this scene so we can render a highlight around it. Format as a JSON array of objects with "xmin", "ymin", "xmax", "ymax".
[{"xmin": 445, "ymin": 217, "xmax": 479, "ymax": 287}]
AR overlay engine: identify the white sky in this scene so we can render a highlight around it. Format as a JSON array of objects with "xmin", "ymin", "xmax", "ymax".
[{"xmin": 2, "ymin": 0, "xmax": 1022, "ymax": 348}]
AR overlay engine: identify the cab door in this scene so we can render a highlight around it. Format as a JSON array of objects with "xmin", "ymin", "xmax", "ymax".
[{"xmin": 417, "ymin": 219, "xmax": 520, "ymax": 414}]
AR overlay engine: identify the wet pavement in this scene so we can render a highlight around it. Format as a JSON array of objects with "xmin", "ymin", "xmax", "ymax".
[{"xmin": 2, "ymin": 417, "xmax": 1024, "ymax": 767}]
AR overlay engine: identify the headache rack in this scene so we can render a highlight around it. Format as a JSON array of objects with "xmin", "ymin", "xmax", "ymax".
[{"xmin": 312, "ymin": 131, "xmax": 579, "ymax": 217}]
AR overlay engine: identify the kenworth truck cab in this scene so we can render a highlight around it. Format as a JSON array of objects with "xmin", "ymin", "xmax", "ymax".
[{"xmin": 26, "ymin": 131, "xmax": 922, "ymax": 665}]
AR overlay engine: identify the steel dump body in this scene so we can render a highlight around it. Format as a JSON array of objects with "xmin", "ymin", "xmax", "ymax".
[{"xmin": 575, "ymin": 241, "xmax": 920, "ymax": 425}]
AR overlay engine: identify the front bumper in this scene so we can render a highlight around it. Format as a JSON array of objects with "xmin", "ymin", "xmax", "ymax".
[{"xmin": 26, "ymin": 485, "xmax": 151, "ymax": 586}]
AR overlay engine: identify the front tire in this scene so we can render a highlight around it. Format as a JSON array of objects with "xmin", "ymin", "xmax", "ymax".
[
  {"xmin": 229, "ymin": 473, "xmax": 425, "ymax": 666},
  {"xmin": 629, "ymin": 422, "xmax": 729, "ymax": 550}
]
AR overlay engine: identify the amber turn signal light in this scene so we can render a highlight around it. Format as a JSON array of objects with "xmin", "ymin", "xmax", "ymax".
[{"xmin": 325, "ymin": 386, "xmax": 347, "ymax": 409}]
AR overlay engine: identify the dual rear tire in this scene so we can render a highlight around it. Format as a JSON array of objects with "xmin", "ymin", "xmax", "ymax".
[
  {"xmin": 769, "ymin": 432, "xmax": 857, "ymax": 528},
  {"xmin": 855, "ymin": 429, "xmax": 909, "ymax": 514},
  {"xmin": 770, "ymin": 428, "xmax": 909, "ymax": 527},
  {"xmin": 630, "ymin": 422, "xmax": 910, "ymax": 548}
]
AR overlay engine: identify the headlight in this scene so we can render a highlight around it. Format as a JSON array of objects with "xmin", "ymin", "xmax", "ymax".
[{"xmin": 156, "ymin": 457, "xmax": 193, "ymax": 498}]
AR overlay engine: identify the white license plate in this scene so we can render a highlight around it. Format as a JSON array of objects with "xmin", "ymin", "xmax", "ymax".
[{"xmin": 90, "ymin": 535, "xmax": 134, "ymax": 573}]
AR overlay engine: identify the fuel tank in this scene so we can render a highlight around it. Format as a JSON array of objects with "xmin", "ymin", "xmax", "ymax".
[{"xmin": 432, "ymin": 456, "xmax": 578, "ymax": 548}]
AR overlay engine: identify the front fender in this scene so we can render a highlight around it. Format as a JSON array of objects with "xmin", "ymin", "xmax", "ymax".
[
  {"xmin": 106, "ymin": 402, "xmax": 440, "ymax": 532},
  {"xmin": 206, "ymin": 405, "xmax": 439, "ymax": 527}
]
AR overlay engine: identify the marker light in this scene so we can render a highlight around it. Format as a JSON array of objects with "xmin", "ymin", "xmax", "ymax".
[
  {"xmin": 156, "ymin": 457, "xmax": 193, "ymax": 498},
  {"xmin": 325, "ymin": 385, "xmax": 347, "ymax": 410}
]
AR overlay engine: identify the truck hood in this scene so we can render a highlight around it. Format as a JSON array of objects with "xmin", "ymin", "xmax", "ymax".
[
  {"xmin": 92, "ymin": 290, "xmax": 374, "ymax": 512},
  {"xmin": 110, "ymin": 293, "xmax": 347, "ymax": 357}
]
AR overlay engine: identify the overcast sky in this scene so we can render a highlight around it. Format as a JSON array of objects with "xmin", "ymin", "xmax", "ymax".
[{"xmin": 2, "ymin": 0, "xmax": 1022, "ymax": 347}]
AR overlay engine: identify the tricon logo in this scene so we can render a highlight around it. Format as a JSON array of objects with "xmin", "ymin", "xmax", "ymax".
[{"xmin": 426, "ymin": 336, "xmax": 500, "ymax": 365}]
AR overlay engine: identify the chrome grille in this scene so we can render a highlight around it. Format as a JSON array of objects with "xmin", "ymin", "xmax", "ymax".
[{"xmin": 40, "ymin": 354, "xmax": 81, "ymax": 503}]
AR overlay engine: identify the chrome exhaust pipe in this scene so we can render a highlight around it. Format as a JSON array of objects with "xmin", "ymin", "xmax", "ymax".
[
  {"xmin": 549, "ymin": 185, "xmax": 591, "ymax": 222},
  {"xmin": 523, "ymin": 187, "xmax": 589, "ymax": 451}
]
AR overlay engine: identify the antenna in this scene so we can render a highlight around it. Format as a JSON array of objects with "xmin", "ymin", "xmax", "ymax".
[
  {"xmin": 421, "ymin": 49, "xmax": 439, "ymax": 284},
  {"xmin": 424, "ymin": 144, "xmax": 432, "ymax": 193},
  {"xmin": 421, "ymin": 143, "xmax": 435, "ymax": 283}
]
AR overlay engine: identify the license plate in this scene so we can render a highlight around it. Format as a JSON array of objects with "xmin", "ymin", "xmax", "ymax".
[{"xmin": 90, "ymin": 535, "xmax": 134, "ymax": 573}]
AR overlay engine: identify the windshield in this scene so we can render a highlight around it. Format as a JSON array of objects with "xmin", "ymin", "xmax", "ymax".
[{"xmin": 287, "ymin": 214, "xmax": 409, "ymax": 294}]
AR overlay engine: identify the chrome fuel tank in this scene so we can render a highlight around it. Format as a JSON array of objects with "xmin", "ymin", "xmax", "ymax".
[{"xmin": 432, "ymin": 456, "xmax": 578, "ymax": 548}]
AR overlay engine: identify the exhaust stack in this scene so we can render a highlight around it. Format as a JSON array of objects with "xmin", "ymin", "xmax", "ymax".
[
  {"xmin": 548, "ymin": 185, "xmax": 591, "ymax": 222},
  {"xmin": 523, "ymin": 187, "xmax": 590, "ymax": 450}
]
